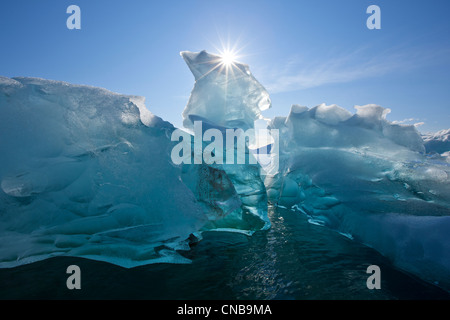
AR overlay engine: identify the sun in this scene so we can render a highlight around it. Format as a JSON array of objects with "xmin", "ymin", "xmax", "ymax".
[
  {"xmin": 207, "ymin": 40, "xmax": 246, "ymax": 80},
  {"xmin": 220, "ymin": 49, "xmax": 237, "ymax": 67}
]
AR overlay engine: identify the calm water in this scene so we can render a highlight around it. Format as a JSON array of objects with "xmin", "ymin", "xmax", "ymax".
[{"xmin": 1, "ymin": 206, "xmax": 449, "ymax": 300}]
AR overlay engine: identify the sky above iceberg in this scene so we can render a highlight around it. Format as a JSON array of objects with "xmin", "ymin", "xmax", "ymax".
[{"xmin": 0, "ymin": 0, "xmax": 449, "ymax": 132}]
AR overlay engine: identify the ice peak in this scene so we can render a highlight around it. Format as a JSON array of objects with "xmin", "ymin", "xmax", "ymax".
[
  {"xmin": 180, "ymin": 50, "xmax": 249, "ymax": 81},
  {"xmin": 181, "ymin": 50, "xmax": 271, "ymax": 131}
]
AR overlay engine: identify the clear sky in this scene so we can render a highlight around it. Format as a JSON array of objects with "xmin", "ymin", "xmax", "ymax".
[{"xmin": 1, "ymin": 0, "xmax": 449, "ymax": 132}]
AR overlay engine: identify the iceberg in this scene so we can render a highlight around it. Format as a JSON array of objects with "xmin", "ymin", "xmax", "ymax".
[
  {"xmin": 1, "ymin": 50, "xmax": 449, "ymax": 292},
  {"xmin": 181, "ymin": 50, "xmax": 271, "ymax": 131},
  {"xmin": 266, "ymin": 103, "xmax": 450, "ymax": 290},
  {"xmin": 180, "ymin": 51, "xmax": 271, "ymax": 230},
  {"xmin": 0, "ymin": 76, "xmax": 257, "ymax": 268}
]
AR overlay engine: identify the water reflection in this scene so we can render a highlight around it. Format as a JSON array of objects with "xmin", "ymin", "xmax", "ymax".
[{"xmin": 1, "ymin": 206, "xmax": 449, "ymax": 299}]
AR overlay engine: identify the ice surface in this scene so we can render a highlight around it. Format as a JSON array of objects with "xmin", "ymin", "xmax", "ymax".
[
  {"xmin": 0, "ymin": 76, "xmax": 255, "ymax": 268},
  {"xmin": 180, "ymin": 51, "xmax": 271, "ymax": 230},
  {"xmin": 266, "ymin": 103, "xmax": 450, "ymax": 289},
  {"xmin": 314, "ymin": 103, "xmax": 352, "ymax": 125},
  {"xmin": 181, "ymin": 50, "xmax": 271, "ymax": 131}
]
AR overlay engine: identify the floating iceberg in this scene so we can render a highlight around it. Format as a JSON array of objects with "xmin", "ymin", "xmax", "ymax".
[
  {"xmin": 0, "ymin": 76, "xmax": 264, "ymax": 268},
  {"xmin": 180, "ymin": 51, "xmax": 271, "ymax": 230},
  {"xmin": 265, "ymin": 103, "xmax": 450, "ymax": 290},
  {"xmin": 1, "ymin": 50, "xmax": 449, "ymax": 292}
]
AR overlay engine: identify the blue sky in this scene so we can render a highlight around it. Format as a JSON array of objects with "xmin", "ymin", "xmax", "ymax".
[{"xmin": 1, "ymin": 0, "xmax": 449, "ymax": 132}]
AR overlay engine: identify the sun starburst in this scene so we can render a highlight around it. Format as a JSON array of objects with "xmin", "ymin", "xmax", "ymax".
[{"xmin": 220, "ymin": 49, "xmax": 238, "ymax": 68}]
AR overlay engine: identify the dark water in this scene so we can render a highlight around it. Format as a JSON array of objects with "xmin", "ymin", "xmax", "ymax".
[{"xmin": 1, "ymin": 206, "xmax": 449, "ymax": 300}]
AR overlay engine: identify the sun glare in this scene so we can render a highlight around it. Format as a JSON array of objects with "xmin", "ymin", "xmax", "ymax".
[
  {"xmin": 221, "ymin": 50, "xmax": 237, "ymax": 67},
  {"xmin": 208, "ymin": 39, "xmax": 247, "ymax": 79}
]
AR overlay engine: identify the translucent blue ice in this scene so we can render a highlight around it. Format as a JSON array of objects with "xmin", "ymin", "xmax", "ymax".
[{"xmin": 1, "ymin": 51, "xmax": 450, "ymax": 291}]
